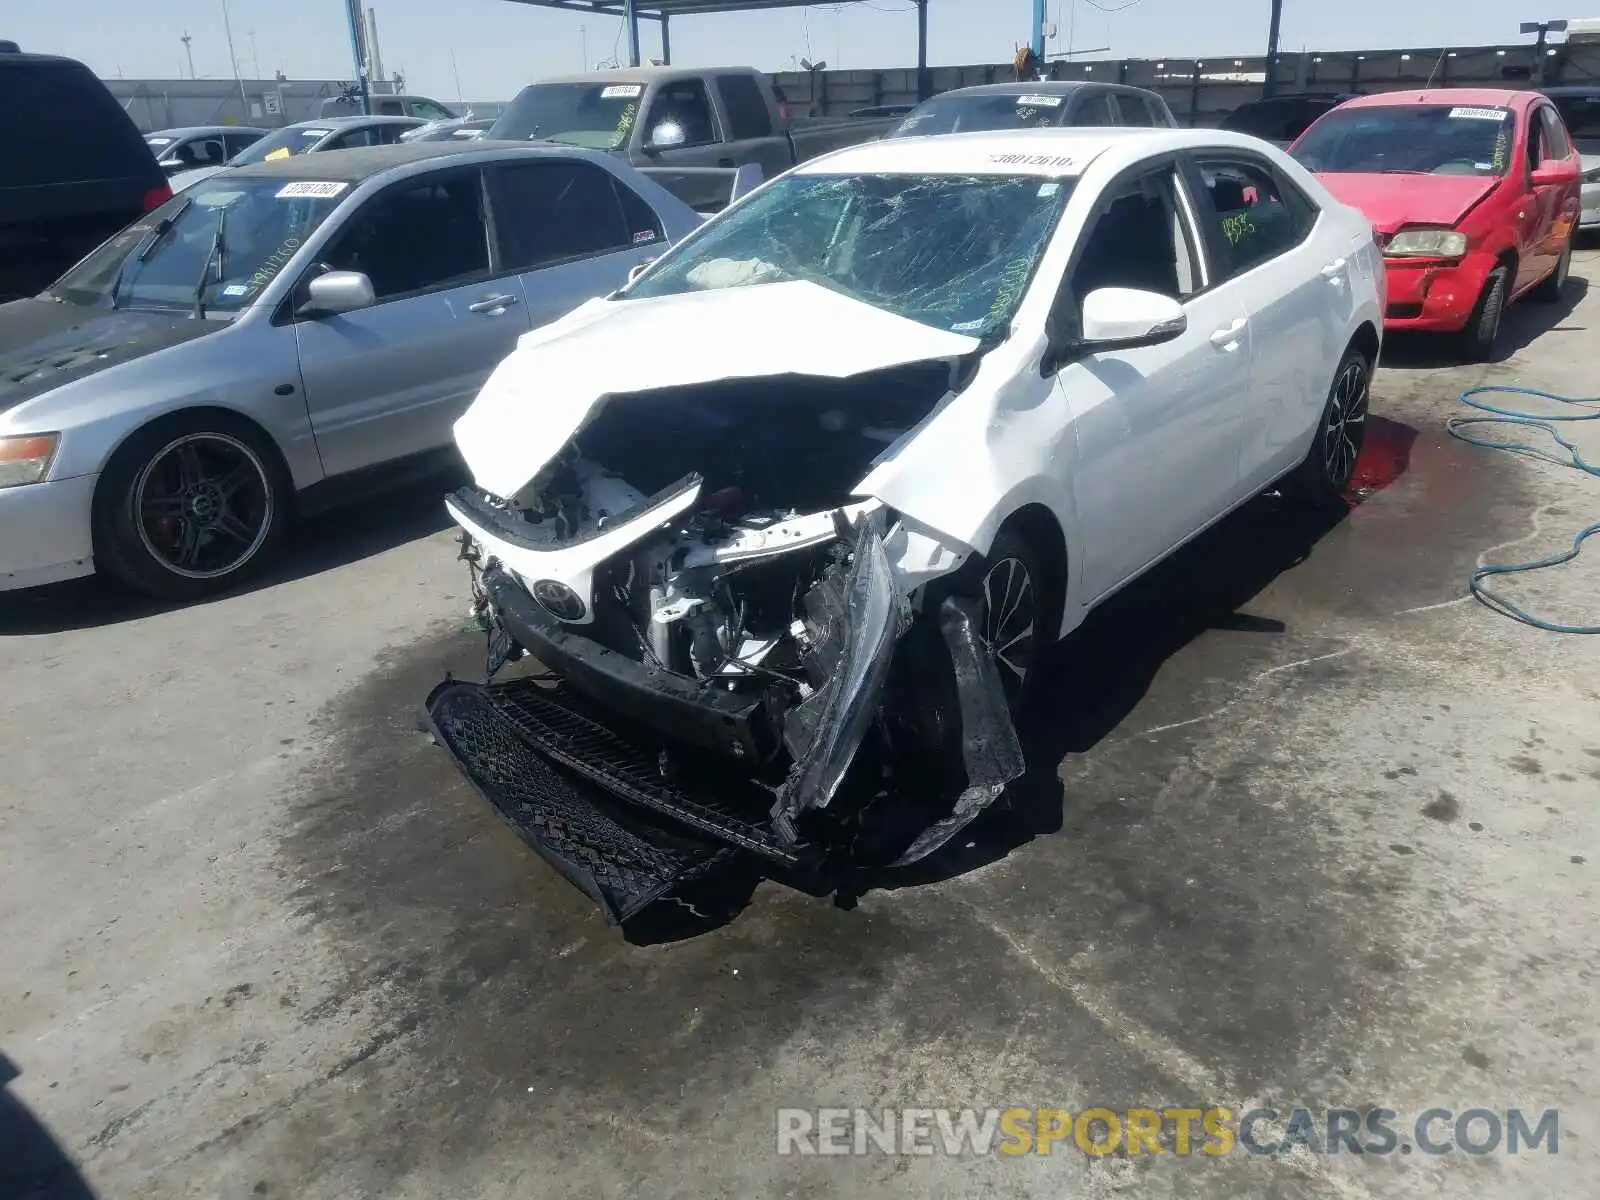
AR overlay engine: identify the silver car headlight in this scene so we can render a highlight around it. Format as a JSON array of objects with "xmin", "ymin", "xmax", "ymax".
[
  {"xmin": 1384, "ymin": 228, "xmax": 1468, "ymax": 259},
  {"xmin": 0, "ymin": 434, "xmax": 58, "ymax": 488}
]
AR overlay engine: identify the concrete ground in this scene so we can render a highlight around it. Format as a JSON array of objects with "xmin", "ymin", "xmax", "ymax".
[{"xmin": 3, "ymin": 256, "xmax": 1599, "ymax": 1200}]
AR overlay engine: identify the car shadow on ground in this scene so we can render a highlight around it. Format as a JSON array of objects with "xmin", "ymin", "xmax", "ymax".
[
  {"xmin": 0, "ymin": 1053, "xmax": 95, "ymax": 1199},
  {"xmin": 0, "ymin": 467, "xmax": 462, "ymax": 637},
  {"xmin": 628, "ymin": 419, "xmax": 1420, "ymax": 942},
  {"xmin": 1379, "ymin": 275, "xmax": 1590, "ymax": 370}
]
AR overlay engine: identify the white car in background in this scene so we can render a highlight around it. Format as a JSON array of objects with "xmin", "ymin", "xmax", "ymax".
[
  {"xmin": 429, "ymin": 126, "xmax": 1386, "ymax": 921},
  {"xmin": 166, "ymin": 115, "xmax": 426, "ymax": 192}
]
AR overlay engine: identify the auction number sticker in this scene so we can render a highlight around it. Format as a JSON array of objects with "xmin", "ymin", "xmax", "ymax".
[
  {"xmin": 1450, "ymin": 107, "xmax": 1505, "ymax": 121},
  {"xmin": 1015, "ymin": 94, "xmax": 1064, "ymax": 107},
  {"xmin": 602, "ymin": 84, "xmax": 644, "ymax": 99},
  {"xmin": 276, "ymin": 180, "xmax": 349, "ymax": 199}
]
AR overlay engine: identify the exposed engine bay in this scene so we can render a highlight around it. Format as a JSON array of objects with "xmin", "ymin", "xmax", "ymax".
[{"xmin": 430, "ymin": 359, "xmax": 1026, "ymax": 925}]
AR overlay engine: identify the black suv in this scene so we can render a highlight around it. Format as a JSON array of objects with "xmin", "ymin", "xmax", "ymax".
[
  {"xmin": 1220, "ymin": 93, "xmax": 1361, "ymax": 146},
  {"xmin": 0, "ymin": 47, "xmax": 171, "ymax": 302}
]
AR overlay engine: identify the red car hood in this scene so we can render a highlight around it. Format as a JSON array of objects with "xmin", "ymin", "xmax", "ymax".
[{"xmin": 1314, "ymin": 172, "xmax": 1501, "ymax": 233}]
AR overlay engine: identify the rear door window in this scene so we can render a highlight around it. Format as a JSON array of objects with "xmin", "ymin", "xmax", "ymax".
[
  {"xmin": 1071, "ymin": 90, "xmax": 1117, "ymax": 126},
  {"xmin": 0, "ymin": 58, "xmax": 155, "ymax": 185},
  {"xmin": 716, "ymin": 74, "xmax": 774, "ymax": 139},
  {"xmin": 1112, "ymin": 93, "xmax": 1159, "ymax": 127},
  {"xmin": 642, "ymin": 80, "xmax": 720, "ymax": 148},
  {"xmin": 1192, "ymin": 155, "xmax": 1318, "ymax": 280},
  {"xmin": 486, "ymin": 160, "xmax": 636, "ymax": 269}
]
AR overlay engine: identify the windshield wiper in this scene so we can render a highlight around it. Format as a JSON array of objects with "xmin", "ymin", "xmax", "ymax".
[
  {"xmin": 193, "ymin": 205, "xmax": 227, "ymax": 320},
  {"xmin": 109, "ymin": 197, "xmax": 192, "ymax": 310}
]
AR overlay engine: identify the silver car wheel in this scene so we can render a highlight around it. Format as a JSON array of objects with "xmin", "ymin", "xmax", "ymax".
[
  {"xmin": 133, "ymin": 432, "xmax": 275, "ymax": 580},
  {"xmin": 1323, "ymin": 357, "xmax": 1370, "ymax": 489},
  {"xmin": 982, "ymin": 556, "xmax": 1036, "ymax": 695}
]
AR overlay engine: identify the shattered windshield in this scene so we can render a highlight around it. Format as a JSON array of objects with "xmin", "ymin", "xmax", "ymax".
[
  {"xmin": 626, "ymin": 172, "xmax": 1074, "ymax": 336},
  {"xmin": 1291, "ymin": 105, "xmax": 1516, "ymax": 176},
  {"xmin": 487, "ymin": 82, "xmax": 644, "ymax": 150},
  {"xmin": 51, "ymin": 177, "xmax": 344, "ymax": 313},
  {"xmin": 887, "ymin": 93, "xmax": 1071, "ymax": 137}
]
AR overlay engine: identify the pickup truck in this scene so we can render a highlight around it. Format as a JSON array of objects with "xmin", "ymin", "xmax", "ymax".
[{"xmin": 485, "ymin": 66, "xmax": 899, "ymax": 210}]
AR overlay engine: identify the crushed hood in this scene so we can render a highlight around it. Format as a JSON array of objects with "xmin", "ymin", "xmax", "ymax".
[
  {"xmin": 452, "ymin": 280, "xmax": 982, "ymax": 500},
  {"xmin": 1315, "ymin": 172, "xmax": 1501, "ymax": 233}
]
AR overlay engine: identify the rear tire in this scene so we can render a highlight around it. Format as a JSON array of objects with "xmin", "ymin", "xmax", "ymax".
[
  {"xmin": 1283, "ymin": 347, "xmax": 1371, "ymax": 509},
  {"xmin": 1460, "ymin": 266, "xmax": 1509, "ymax": 361},
  {"xmin": 93, "ymin": 412, "xmax": 290, "ymax": 600}
]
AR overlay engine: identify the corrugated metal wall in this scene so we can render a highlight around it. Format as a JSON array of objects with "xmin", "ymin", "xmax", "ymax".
[
  {"xmin": 102, "ymin": 78, "xmax": 507, "ymax": 131},
  {"xmin": 772, "ymin": 40, "xmax": 1600, "ymax": 126}
]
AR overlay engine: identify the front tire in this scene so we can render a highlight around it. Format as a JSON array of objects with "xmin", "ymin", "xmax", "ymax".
[
  {"xmin": 1461, "ymin": 266, "xmax": 1509, "ymax": 361},
  {"xmin": 93, "ymin": 412, "xmax": 290, "ymax": 600},
  {"xmin": 1284, "ymin": 347, "xmax": 1371, "ymax": 508},
  {"xmin": 976, "ymin": 526, "xmax": 1049, "ymax": 717}
]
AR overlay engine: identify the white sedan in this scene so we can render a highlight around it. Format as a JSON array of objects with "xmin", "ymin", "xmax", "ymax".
[{"xmin": 429, "ymin": 126, "xmax": 1385, "ymax": 919}]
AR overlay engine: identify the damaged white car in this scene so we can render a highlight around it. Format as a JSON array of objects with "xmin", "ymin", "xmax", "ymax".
[{"xmin": 425, "ymin": 127, "xmax": 1385, "ymax": 923}]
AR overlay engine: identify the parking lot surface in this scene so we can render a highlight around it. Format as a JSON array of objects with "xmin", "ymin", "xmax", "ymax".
[{"xmin": 4, "ymin": 256, "xmax": 1600, "ymax": 1199}]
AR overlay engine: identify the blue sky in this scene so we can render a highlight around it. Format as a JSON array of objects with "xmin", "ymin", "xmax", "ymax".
[{"xmin": 12, "ymin": 0, "xmax": 1537, "ymax": 102}]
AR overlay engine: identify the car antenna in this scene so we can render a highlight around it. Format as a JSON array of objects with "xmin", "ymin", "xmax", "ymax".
[{"xmin": 1424, "ymin": 48, "xmax": 1448, "ymax": 90}]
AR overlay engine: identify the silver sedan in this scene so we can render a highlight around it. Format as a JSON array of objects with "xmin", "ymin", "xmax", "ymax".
[
  {"xmin": 166, "ymin": 115, "xmax": 428, "ymax": 193},
  {"xmin": 0, "ymin": 141, "xmax": 705, "ymax": 597}
]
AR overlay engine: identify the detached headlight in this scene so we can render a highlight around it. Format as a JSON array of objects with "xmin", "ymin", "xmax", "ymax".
[
  {"xmin": 0, "ymin": 434, "xmax": 59, "ymax": 488},
  {"xmin": 1384, "ymin": 228, "xmax": 1468, "ymax": 259}
]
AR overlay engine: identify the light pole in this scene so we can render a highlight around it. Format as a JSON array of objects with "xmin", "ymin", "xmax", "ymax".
[
  {"xmin": 1263, "ymin": 0, "xmax": 1285, "ymax": 99},
  {"xmin": 1521, "ymin": 19, "xmax": 1568, "ymax": 85},
  {"xmin": 180, "ymin": 31, "xmax": 195, "ymax": 79},
  {"xmin": 220, "ymin": 0, "xmax": 249, "ymax": 110}
]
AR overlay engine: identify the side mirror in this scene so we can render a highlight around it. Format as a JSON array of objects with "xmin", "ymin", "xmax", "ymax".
[
  {"xmin": 158, "ymin": 158, "xmax": 182, "ymax": 172},
  {"xmin": 304, "ymin": 270, "xmax": 376, "ymax": 316},
  {"xmin": 1532, "ymin": 159, "xmax": 1580, "ymax": 187},
  {"xmin": 1079, "ymin": 287, "xmax": 1187, "ymax": 350},
  {"xmin": 648, "ymin": 121, "xmax": 687, "ymax": 150}
]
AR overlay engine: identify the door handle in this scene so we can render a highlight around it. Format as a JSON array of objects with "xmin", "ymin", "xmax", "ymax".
[
  {"xmin": 468, "ymin": 293, "xmax": 519, "ymax": 314},
  {"xmin": 1321, "ymin": 257, "xmax": 1348, "ymax": 278},
  {"xmin": 1209, "ymin": 318, "xmax": 1247, "ymax": 349}
]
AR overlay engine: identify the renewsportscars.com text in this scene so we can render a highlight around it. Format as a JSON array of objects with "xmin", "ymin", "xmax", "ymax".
[{"xmin": 776, "ymin": 1106, "xmax": 1560, "ymax": 1158}]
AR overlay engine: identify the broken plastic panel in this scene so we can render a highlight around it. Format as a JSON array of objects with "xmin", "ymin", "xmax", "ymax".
[{"xmin": 771, "ymin": 523, "xmax": 903, "ymax": 841}]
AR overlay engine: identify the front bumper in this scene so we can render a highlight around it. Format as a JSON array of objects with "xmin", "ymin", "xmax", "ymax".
[
  {"xmin": 0, "ymin": 472, "xmax": 98, "ymax": 592},
  {"xmin": 1380, "ymin": 255, "xmax": 1492, "ymax": 332}
]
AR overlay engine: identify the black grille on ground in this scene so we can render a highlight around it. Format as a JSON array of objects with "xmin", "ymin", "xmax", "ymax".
[
  {"xmin": 482, "ymin": 677, "xmax": 804, "ymax": 866},
  {"xmin": 426, "ymin": 678, "xmax": 738, "ymax": 923}
]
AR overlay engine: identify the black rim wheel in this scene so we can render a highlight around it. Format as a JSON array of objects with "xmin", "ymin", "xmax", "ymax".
[
  {"xmin": 133, "ymin": 432, "xmax": 275, "ymax": 579},
  {"xmin": 1323, "ymin": 356, "xmax": 1370, "ymax": 490},
  {"xmin": 981, "ymin": 555, "xmax": 1036, "ymax": 706}
]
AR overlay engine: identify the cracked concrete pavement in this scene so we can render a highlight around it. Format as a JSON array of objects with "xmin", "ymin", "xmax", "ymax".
[{"xmin": 2, "ymin": 253, "xmax": 1599, "ymax": 1199}]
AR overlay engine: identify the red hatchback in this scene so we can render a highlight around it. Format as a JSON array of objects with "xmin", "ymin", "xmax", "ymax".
[{"xmin": 1289, "ymin": 89, "xmax": 1582, "ymax": 358}]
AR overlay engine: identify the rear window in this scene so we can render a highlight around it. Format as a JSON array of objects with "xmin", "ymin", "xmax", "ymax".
[
  {"xmin": 0, "ymin": 58, "xmax": 156, "ymax": 186},
  {"xmin": 1552, "ymin": 94, "xmax": 1600, "ymax": 142},
  {"xmin": 888, "ymin": 92, "xmax": 1073, "ymax": 138}
]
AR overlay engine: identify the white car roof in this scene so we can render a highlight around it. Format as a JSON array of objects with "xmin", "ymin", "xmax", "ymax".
[{"xmin": 798, "ymin": 127, "xmax": 1292, "ymax": 178}]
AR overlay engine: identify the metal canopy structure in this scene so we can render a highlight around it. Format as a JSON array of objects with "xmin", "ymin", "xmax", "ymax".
[{"xmin": 505, "ymin": 0, "xmax": 933, "ymax": 97}]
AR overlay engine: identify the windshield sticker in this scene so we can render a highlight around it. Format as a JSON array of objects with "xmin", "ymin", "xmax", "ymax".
[
  {"xmin": 1450, "ymin": 107, "xmax": 1505, "ymax": 121},
  {"xmin": 1037, "ymin": 181, "xmax": 1061, "ymax": 196},
  {"xmin": 147, "ymin": 137, "xmax": 173, "ymax": 146},
  {"xmin": 602, "ymin": 84, "xmax": 644, "ymax": 99},
  {"xmin": 264, "ymin": 146, "xmax": 292, "ymax": 161},
  {"xmin": 221, "ymin": 284, "xmax": 251, "ymax": 297},
  {"xmin": 301, "ymin": 128, "xmax": 332, "ymax": 137},
  {"xmin": 632, "ymin": 229, "xmax": 658, "ymax": 244},
  {"xmin": 1015, "ymin": 94, "xmax": 1064, "ymax": 108},
  {"xmin": 988, "ymin": 152, "xmax": 1075, "ymax": 168},
  {"xmin": 951, "ymin": 318, "xmax": 988, "ymax": 332},
  {"xmin": 276, "ymin": 180, "xmax": 348, "ymax": 199}
]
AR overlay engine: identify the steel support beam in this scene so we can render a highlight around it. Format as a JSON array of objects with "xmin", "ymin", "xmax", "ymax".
[{"xmin": 916, "ymin": 0, "xmax": 930, "ymax": 100}]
